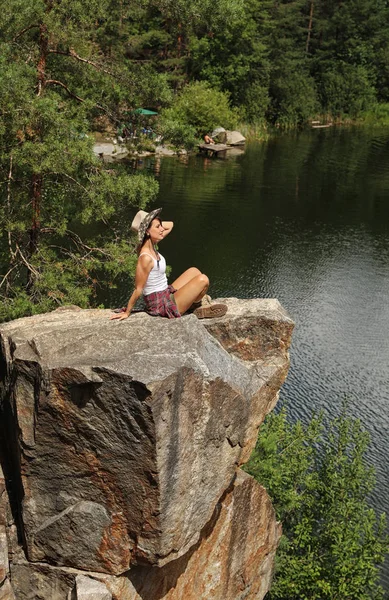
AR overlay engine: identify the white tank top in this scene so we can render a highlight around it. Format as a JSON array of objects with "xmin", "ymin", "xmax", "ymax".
[{"xmin": 140, "ymin": 252, "xmax": 168, "ymax": 296}]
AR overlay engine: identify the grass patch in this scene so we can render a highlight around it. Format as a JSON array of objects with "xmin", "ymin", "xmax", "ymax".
[
  {"xmin": 361, "ymin": 103, "xmax": 389, "ymax": 125},
  {"xmin": 238, "ymin": 121, "xmax": 271, "ymax": 142}
]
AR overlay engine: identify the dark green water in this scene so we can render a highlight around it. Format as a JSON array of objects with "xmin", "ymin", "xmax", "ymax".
[{"xmin": 117, "ymin": 126, "xmax": 389, "ymax": 586}]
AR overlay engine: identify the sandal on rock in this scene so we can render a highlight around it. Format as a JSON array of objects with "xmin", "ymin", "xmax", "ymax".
[{"xmin": 193, "ymin": 303, "xmax": 228, "ymax": 319}]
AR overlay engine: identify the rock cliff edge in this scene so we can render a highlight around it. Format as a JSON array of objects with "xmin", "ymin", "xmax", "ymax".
[{"xmin": 0, "ymin": 298, "xmax": 294, "ymax": 600}]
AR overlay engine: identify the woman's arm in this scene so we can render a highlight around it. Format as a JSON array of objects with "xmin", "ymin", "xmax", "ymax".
[
  {"xmin": 110, "ymin": 255, "xmax": 153, "ymax": 320},
  {"xmin": 161, "ymin": 221, "xmax": 174, "ymax": 238}
]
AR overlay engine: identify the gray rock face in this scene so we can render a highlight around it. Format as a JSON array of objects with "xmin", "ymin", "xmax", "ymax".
[
  {"xmin": 209, "ymin": 129, "xmax": 246, "ymax": 145},
  {"xmin": 0, "ymin": 466, "xmax": 11, "ymax": 596},
  {"xmin": 74, "ymin": 575, "xmax": 112, "ymax": 600},
  {"xmin": 211, "ymin": 127, "xmax": 227, "ymax": 143},
  {"xmin": 103, "ymin": 470, "xmax": 282, "ymax": 600},
  {"xmin": 10, "ymin": 562, "xmax": 75, "ymax": 600},
  {"xmin": 0, "ymin": 578, "xmax": 16, "ymax": 600},
  {"xmin": 0, "ymin": 528, "xmax": 8, "ymax": 586},
  {"xmin": 33, "ymin": 501, "xmax": 112, "ymax": 571},
  {"xmin": 225, "ymin": 130, "xmax": 246, "ymax": 145},
  {"xmin": 7, "ymin": 472, "xmax": 281, "ymax": 600},
  {"xmin": 0, "ymin": 467, "xmax": 7, "ymax": 585},
  {"xmin": 0, "ymin": 298, "xmax": 293, "ymax": 598}
]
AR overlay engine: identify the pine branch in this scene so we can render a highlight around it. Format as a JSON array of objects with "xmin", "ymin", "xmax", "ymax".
[
  {"xmin": 15, "ymin": 244, "xmax": 40, "ymax": 279},
  {"xmin": 44, "ymin": 85, "xmax": 117, "ymax": 122},
  {"xmin": 45, "ymin": 79, "xmax": 85, "ymax": 103},
  {"xmin": 65, "ymin": 230, "xmax": 113, "ymax": 257},
  {"xmin": 48, "ymin": 172, "xmax": 91, "ymax": 196},
  {"xmin": 48, "ymin": 48, "xmax": 115, "ymax": 76},
  {"xmin": 0, "ymin": 266, "xmax": 18, "ymax": 290},
  {"xmin": 6, "ymin": 156, "xmax": 16, "ymax": 261},
  {"xmin": 13, "ymin": 24, "xmax": 40, "ymax": 42},
  {"xmin": 41, "ymin": 228, "xmax": 113, "ymax": 258}
]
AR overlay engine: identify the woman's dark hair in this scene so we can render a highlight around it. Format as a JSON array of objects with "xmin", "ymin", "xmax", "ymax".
[{"xmin": 136, "ymin": 217, "xmax": 162, "ymax": 256}]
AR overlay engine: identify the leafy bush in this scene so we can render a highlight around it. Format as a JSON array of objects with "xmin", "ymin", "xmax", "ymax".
[
  {"xmin": 242, "ymin": 80, "xmax": 270, "ymax": 123},
  {"xmin": 158, "ymin": 116, "xmax": 198, "ymax": 150},
  {"xmin": 319, "ymin": 64, "xmax": 376, "ymax": 118},
  {"xmin": 245, "ymin": 406, "xmax": 388, "ymax": 600},
  {"xmin": 160, "ymin": 81, "xmax": 239, "ymax": 138},
  {"xmin": 267, "ymin": 68, "xmax": 319, "ymax": 127}
]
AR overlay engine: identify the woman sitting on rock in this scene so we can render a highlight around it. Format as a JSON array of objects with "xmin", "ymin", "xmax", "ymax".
[
  {"xmin": 203, "ymin": 134, "xmax": 215, "ymax": 144},
  {"xmin": 110, "ymin": 208, "xmax": 227, "ymax": 320}
]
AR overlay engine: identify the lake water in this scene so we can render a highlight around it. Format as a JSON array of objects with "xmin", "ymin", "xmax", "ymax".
[{"xmin": 117, "ymin": 126, "xmax": 389, "ymax": 586}]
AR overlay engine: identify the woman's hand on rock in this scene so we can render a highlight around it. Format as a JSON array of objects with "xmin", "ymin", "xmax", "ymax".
[{"xmin": 110, "ymin": 312, "xmax": 130, "ymax": 321}]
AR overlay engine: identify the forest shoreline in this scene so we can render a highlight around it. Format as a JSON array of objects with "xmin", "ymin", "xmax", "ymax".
[{"xmin": 94, "ymin": 106, "xmax": 389, "ymax": 161}]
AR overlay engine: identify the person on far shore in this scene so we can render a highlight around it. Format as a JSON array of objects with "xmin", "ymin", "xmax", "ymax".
[
  {"xmin": 110, "ymin": 208, "xmax": 228, "ymax": 321},
  {"xmin": 203, "ymin": 134, "xmax": 215, "ymax": 144}
]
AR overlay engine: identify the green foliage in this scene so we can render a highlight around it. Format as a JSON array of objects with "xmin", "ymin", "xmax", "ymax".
[
  {"xmin": 109, "ymin": 0, "xmax": 389, "ymax": 126},
  {"xmin": 185, "ymin": 0, "xmax": 389, "ymax": 125},
  {"xmin": 319, "ymin": 64, "xmax": 376, "ymax": 118},
  {"xmin": 158, "ymin": 117, "xmax": 198, "ymax": 150},
  {"xmin": 122, "ymin": 0, "xmax": 244, "ymax": 91},
  {"xmin": 187, "ymin": 0, "xmax": 272, "ymax": 119},
  {"xmin": 237, "ymin": 121, "xmax": 269, "ymax": 142},
  {"xmin": 245, "ymin": 407, "xmax": 388, "ymax": 600},
  {"xmin": 362, "ymin": 102, "xmax": 389, "ymax": 126},
  {"xmin": 242, "ymin": 81, "xmax": 270, "ymax": 124},
  {"xmin": 268, "ymin": 69, "xmax": 319, "ymax": 127},
  {"xmin": 152, "ymin": 0, "xmax": 245, "ymax": 32},
  {"xmin": 160, "ymin": 81, "xmax": 239, "ymax": 138}
]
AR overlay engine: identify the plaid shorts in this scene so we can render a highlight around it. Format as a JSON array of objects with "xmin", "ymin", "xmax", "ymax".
[{"xmin": 143, "ymin": 285, "xmax": 181, "ymax": 319}]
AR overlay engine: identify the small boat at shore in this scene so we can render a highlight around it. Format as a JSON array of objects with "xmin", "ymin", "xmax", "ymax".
[{"xmin": 311, "ymin": 121, "xmax": 333, "ymax": 129}]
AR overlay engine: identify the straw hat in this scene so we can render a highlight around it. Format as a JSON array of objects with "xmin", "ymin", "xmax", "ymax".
[{"xmin": 131, "ymin": 208, "xmax": 162, "ymax": 242}]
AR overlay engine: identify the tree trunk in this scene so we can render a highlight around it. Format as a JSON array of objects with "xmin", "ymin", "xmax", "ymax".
[
  {"xmin": 29, "ymin": 174, "xmax": 42, "ymax": 257},
  {"xmin": 177, "ymin": 22, "xmax": 182, "ymax": 58},
  {"xmin": 306, "ymin": 1, "xmax": 314, "ymax": 54},
  {"xmin": 37, "ymin": 23, "xmax": 48, "ymax": 95},
  {"xmin": 119, "ymin": 0, "xmax": 123, "ymax": 32},
  {"xmin": 29, "ymin": 20, "xmax": 48, "ymax": 260}
]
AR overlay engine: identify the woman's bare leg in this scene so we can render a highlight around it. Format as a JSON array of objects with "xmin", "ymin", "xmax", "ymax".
[
  {"xmin": 171, "ymin": 267, "xmax": 201, "ymax": 290},
  {"xmin": 173, "ymin": 274, "xmax": 209, "ymax": 314}
]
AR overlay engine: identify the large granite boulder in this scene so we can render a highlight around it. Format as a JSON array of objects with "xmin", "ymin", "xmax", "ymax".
[
  {"xmin": 103, "ymin": 470, "xmax": 282, "ymax": 600},
  {"xmin": 225, "ymin": 130, "xmax": 246, "ymax": 146},
  {"xmin": 9, "ymin": 471, "xmax": 281, "ymax": 600},
  {"xmin": 0, "ymin": 298, "xmax": 294, "ymax": 599},
  {"xmin": 210, "ymin": 129, "xmax": 246, "ymax": 146},
  {"xmin": 211, "ymin": 127, "xmax": 227, "ymax": 143}
]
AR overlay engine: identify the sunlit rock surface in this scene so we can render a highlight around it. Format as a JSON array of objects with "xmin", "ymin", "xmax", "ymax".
[{"xmin": 0, "ymin": 298, "xmax": 293, "ymax": 599}]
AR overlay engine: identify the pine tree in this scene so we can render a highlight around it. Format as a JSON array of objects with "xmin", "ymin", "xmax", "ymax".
[
  {"xmin": 309, "ymin": 0, "xmax": 389, "ymax": 114},
  {"xmin": 0, "ymin": 0, "xmax": 160, "ymax": 320},
  {"xmin": 187, "ymin": 0, "xmax": 272, "ymax": 119}
]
